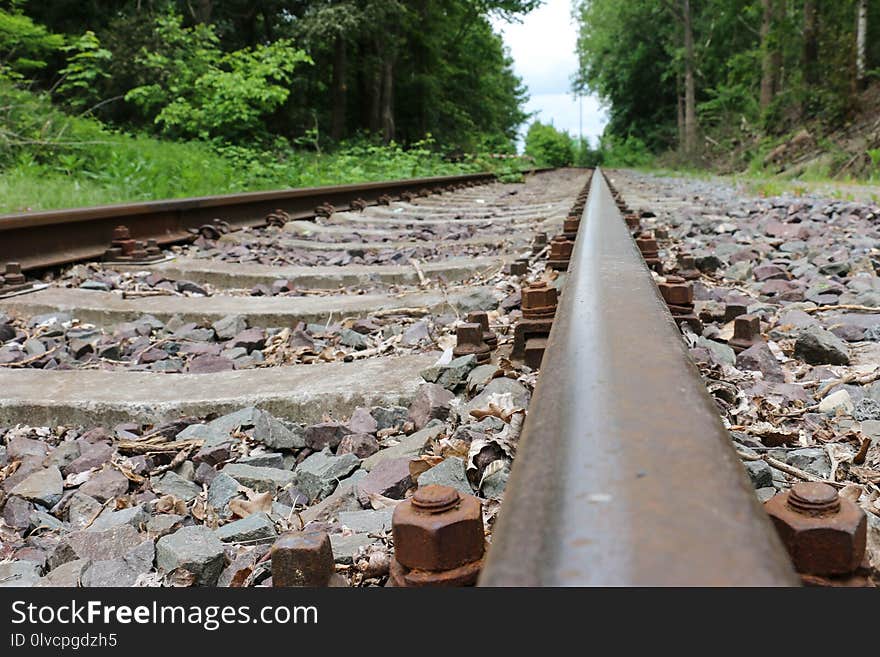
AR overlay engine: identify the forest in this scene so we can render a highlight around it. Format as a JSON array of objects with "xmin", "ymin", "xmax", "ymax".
[
  {"xmin": 0, "ymin": 0, "xmax": 541, "ymax": 211},
  {"xmin": 574, "ymin": 0, "xmax": 880, "ymax": 177}
]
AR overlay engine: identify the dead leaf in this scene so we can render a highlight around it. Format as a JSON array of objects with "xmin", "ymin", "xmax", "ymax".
[
  {"xmin": 366, "ymin": 492, "xmax": 402, "ymax": 510},
  {"xmin": 229, "ymin": 491, "xmax": 273, "ymax": 518}
]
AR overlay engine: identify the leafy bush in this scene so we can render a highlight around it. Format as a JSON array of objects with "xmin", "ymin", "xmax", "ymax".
[
  {"xmin": 524, "ymin": 121, "xmax": 574, "ymax": 167},
  {"xmin": 0, "ymin": 8, "xmax": 63, "ymax": 79},
  {"xmin": 599, "ymin": 135, "xmax": 653, "ymax": 167},
  {"xmin": 124, "ymin": 12, "xmax": 312, "ymax": 142}
]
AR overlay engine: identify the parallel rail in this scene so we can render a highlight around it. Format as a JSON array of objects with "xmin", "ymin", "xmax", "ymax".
[
  {"xmin": 0, "ymin": 172, "xmax": 502, "ymax": 272},
  {"xmin": 479, "ymin": 169, "xmax": 799, "ymax": 586}
]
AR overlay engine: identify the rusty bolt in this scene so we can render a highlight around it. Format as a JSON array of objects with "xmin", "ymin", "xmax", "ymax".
[
  {"xmin": 467, "ymin": 310, "xmax": 497, "ymax": 348},
  {"xmin": 729, "ymin": 314, "xmax": 761, "ymax": 353},
  {"xmin": 145, "ymin": 239, "xmax": 161, "ymax": 256},
  {"xmin": 624, "ymin": 214, "xmax": 641, "ymax": 231},
  {"xmin": 635, "ymin": 235, "xmax": 659, "ymax": 257},
  {"xmin": 724, "ymin": 303, "xmax": 748, "ymax": 323},
  {"xmin": 562, "ymin": 217, "xmax": 580, "ymax": 238},
  {"xmin": 112, "ymin": 225, "xmax": 131, "ymax": 241},
  {"xmin": 658, "ymin": 276, "xmax": 694, "ymax": 307},
  {"xmin": 4, "ymin": 263, "xmax": 25, "ymax": 285},
  {"xmin": 377, "ymin": 194, "xmax": 392, "ymax": 206},
  {"xmin": 764, "ymin": 482, "xmax": 867, "ymax": 576},
  {"xmin": 533, "ymin": 232, "xmax": 548, "ymax": 247},
  {"xmin": 452, "ymin": 323, "xmax": 491, "ymax": 363},
  {"xmin": 522, "ymin": 282, "xmax": 557, "ymax": 319},
  {"xmin": 509, "ymin": 261, "xmax": 528, "ymax": 276},
  {"xmin": 548, "ymin": 236, "xmax": 573, "ymax": 270},
  {"xmin": 271, "ymin": 529, "xmax": 335, "ymax": 587},
  {"xmin": 391, "ymin": 485, "xmax": 485, "ymax": 586}
]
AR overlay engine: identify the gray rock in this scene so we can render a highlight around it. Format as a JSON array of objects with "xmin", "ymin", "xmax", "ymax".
[
  {"xmin": 8, "ymin": 436, "xmax": 49, "ymax": 460},
  {"xmin": 67, "ymin": 492, "xmax": 103, "ymax": 529},
  {"xmin": 151, "ymin": 471, "xmax": 202, "ymax": 502},
  {"xmin": 347, "ymin": 407, "xmax": 378, "ymax": 434},
  {"xmin": 481, "ymin": 463, "xmax": 511, "ymax": 499},
  {"xmin": 300, "ymin": 470, "xmax": 367, "ymax": 524},
  {"xmin": 303, "ymin": 421, "xmax": 351, "ymax": 451},
  {"xmin": 370, "ymin": 406, "xmax": 408, "ymax": 431},
  {"xmin": 237, "ymin": 452, "xmax": 285, "ymax": 469},
  {"xmin": 329, "ymin": 533, "xmax": 375, "ymax": 565},
  {"xmin": 336, "ymin": 433, "xmax": 379, "ymax": 458},
  {"xmin": 2, "ymin": 496, "xmax": 33, "ymax": 530},
  {"xmin": 401, "ymin": 321, "xmax": 430, "ymax": 346},
  {"xmin": 212, "ymin": 314, "xmax": 248, "ymax": 340},
  {"xmin": 416, "ymin": 456, "xmax": 472, "ymax": 496},
  {"xmin": 735, "ymin": 342, "xmax": 784, "ymax": 381},
  {"xmin": 37, "ymin": 559, "xmax": 88, "ymax": 587},
  {"xmin": 51, "ymin": 525, "xmax": 143, "ymax": 569},
  {"xmin": 221, "ymin": 463, "xmax": 295, "ymax": 493},
  {"xmin": 89, "ymin": 504, "xmax": 149, "ymax": 532},
  {"xmin": 156, "ymin": 526, "xmax": 226, "ymax": 586},
  {"xmin": 339, "ymin": 328, "xmax": 368, "ymax": 349},
  {"xmin": 362, "ymin": 424, "xmax": 445, "ymax": 471},
  {"xmin": 421, "ymin": 354, "xmax": 478, "ymax": 391},
  {"xmin": 743, "ymin": 460, "xmax": 773, "ymax": 488},
  {"xmin": 252, "ymin": 413, "xmax": 304, "ymax": 451},
  {"xmin": 31, "ymin": 509, "xmax": 65, "ymax": 532},
  {"xmin": 79, "ymin": 467, "xmax": 129, "ymax": 502},
  {"xmin": 63, "ymin": 441, "xmax": 113, "ymax": 476},
  {"xmin": 466, "ymin": 364, "xmax": 500, "ymax": 392},
  {"xmin": 80, "ymin": 540, "xmax": 155, "ymax": 587},
  {"xmin": 356, "ymin": 457, "xmax": 413, "ymax": 506},
  {"xmin": 794, "ymin": 325, "xmax": 850, "ymax": 365},
  {"xmin": 46, "ymin": 441, "xmax": 81, "ymax": 470},
  {"xmin": 407, "ymin": 383, "xmax": 455, "ymax": 430},
  {"xmin": 695, "ymin": 337, "xmax": 736, "ymax": 367},
  {"xmin": 0, "ymin": 561, "xmax": 41, "ymax": 587},
  {"xmin": 207, "ymin": 472, "xmax": 241, "ymax": 511},
  {"xmin": 755, "ymin": 487, "xmax": 778, "ymax": 503},
  {"xmin": 146, "ymin": 514, "xmax": 185, "ymax": 539},
  {"xmin": 10, "ymin": 466, "xmax": 62, "ymax": 506},
  {"xmin": 338, "ymin": 507, "xmax": 395, "ymax": 534},
  {"xmin": 785, "ymin": 448, "xmax": 832, "ymax": 479},
  {"xmin": 853, "ymin": 398, "xmax": 880, "ymax": 421},
  {"xmin": 292, "ymin": 449, "xmax": 360, "ymax": 502},
  {"xmin": 456, "ymin": 288, "xmax": 499, "ymax": 314},
  {"xmin": 215, "ymin": 512, "xmax": 277, "ymax": 543}
]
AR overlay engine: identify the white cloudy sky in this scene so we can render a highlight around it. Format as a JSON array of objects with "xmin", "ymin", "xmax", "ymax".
[{"xmin": 491, "ymin": 0, "xmax": 608, "ymax": 149}]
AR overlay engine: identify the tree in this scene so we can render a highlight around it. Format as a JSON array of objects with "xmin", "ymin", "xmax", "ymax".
[{"xmin": 524, "ymin": 121, "xmax": 574, "ymax": 167}]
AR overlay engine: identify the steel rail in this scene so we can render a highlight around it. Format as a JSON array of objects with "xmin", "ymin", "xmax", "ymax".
[
  {"xmin": 0, "ymin": 171, "xmax": 502, "ymax": 272},
  {"xmin": 479, "ymin": 169, "xmax": 799, "ymax": 586}
]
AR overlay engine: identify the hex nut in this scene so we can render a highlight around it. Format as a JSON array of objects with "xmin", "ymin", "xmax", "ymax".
[
  {"xmin": 392, "ymin": 485, "xmax": 485, "ymax": 572},
  {"xmin": 764, "ymin": 483, "xmax": 867, "ymax": 576}
]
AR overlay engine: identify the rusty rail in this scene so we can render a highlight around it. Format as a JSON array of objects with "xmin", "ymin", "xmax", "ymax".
[
  {"xmin": 0, "ymin": 172, "xmax": 502, "ymax": 272},
  {"xmin": 479, "ymin": 169, "xmax": 799, "ymax": 586}
]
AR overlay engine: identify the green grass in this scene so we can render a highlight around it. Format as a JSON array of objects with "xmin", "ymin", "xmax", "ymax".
[{"xmin": 0, "ymin": 82, "xmax": 528, "ymax": 214}]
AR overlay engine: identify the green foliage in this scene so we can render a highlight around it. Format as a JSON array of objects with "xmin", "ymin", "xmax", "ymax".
[
  {"xmin": 124, "ymin": 13, "xmax": 311, "ymax": 142},
  {"xmin": 524, "ymin": 121, "xmax": 574, "ymax": 167},
  {"xmin": 56, "ymin": 30, "xmax": 111, "ymax": 110},
  {"xmin": 0, "ymin": 7, "xmax": 63, "ymax": 79},
  {"xmin": 598, "ymin": 135, "xmax": 653, "ymax": 168}
]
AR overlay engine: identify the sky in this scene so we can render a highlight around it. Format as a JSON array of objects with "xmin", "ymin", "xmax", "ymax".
[{"xmin": 491, "ymin": 0, "xmax": 608, "ymax": 149}]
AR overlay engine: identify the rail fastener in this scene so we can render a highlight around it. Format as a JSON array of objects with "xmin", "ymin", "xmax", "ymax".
[
  {"xmin": 764, "ymin": 482, "xmax": 867, "ymax": 579},
  {"xmin": 390, "ymin": 485, "xmax": 485, "ymax": 587}
]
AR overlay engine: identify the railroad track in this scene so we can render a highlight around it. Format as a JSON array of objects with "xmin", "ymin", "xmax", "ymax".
[
  {"xmin": 1, "ymin": 167, "xmax": 874, "ymax": 588},
  {"xmin": 0, "ymin": 168, "xmax": 585, "ymax": 587}
]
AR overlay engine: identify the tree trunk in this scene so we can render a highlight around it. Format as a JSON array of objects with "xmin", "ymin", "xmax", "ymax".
[
  {"xmin": 381, "ymin": 57, "xmax": 395, "ymax": 143},
  {"xmin": 676, "ymin": 72, "xmax": 685, "ymax": 154},
  {"xmin": 857, "ymin": 0, "xmax": 868, "ymax": 89},
  {"xmin": 803, "ymin": 0, "xmax": 819, "ymax": 87},
  {"xmin": 330, "ymin": 36, "xmax": 347, "ymax": 142},
  {"xmin": 195, "ymin": 0, "xmax": 212, "ymax": 24},
  {"xmin": 759, "ymin": 0, "xmax": 775, "ymax": 110},
  {"xmin": 770, "ymin": 0, "xmax": 784, "ymax": 93},
  {"xmin": 683, "ymin": 0, "xmax": 697, "ymax": 156}
]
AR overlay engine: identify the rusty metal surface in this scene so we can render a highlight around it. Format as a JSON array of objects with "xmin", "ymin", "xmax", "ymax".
[
  {"xmin": 765, "ymin": 483, "xmax": 867, "ymax": 576},
  {"xmin": 479, "ymin": 169, "xmax": 799, "ymax": 586},
  {"xmin": 0, "ymin": 171, "xmax": 503, "ymax": 272}
]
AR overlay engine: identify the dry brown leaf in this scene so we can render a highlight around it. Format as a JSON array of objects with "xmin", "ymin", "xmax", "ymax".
[
  {"xmin": 155, "ymin": 494, "xmax": 188, "ymax": 515},
  {"xmin": 367, "ymin": 492, "xmax": 402, "ymax": 510},
  {"xmin": 167, "ymin": 568, "xmax": 197, "ymax": 587},
  {"xmin": 229, "ymin": 491, "xmax": 273, "ymax": 518}
]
